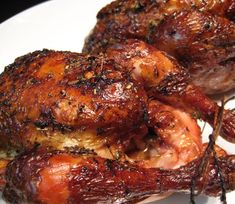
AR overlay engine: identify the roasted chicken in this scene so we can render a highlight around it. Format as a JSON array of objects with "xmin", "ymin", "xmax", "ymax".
[
  {"xmin": 83, "ymin": 0, "xmax": 235, "ymax": 94},
  {"xmin": 0, "ymin": 45, "xmax": 235, "ymax": 152},
  {"xmin": 0, "ymin": 46, "xmax": 235, "ymax": 203},
  {"xmin": 0, "ymin": 1, "xmax": 235, "ymax": 202}
]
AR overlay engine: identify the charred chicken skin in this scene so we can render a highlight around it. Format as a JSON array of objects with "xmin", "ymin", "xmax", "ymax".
[
  {"xmin": 96, "ymin": 0, "xmax": 235, "ymax": 23},
  {"xmin": 83, "ymin": 0, "xmax": 235, "ymax": 94},
  {"xmin": 0, "ymin": 46, "xmax": 235, "ymax": 203}
]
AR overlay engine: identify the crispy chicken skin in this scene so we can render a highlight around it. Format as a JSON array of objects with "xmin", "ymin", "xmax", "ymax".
[
  {"xmin": 83, "ymin": 0, "xmax": 235, "ymax": 94},
  {"xmin": 3, "ymin": 148, "xmax": 235, "ymax": 204},
  {"xmin": 0, "ymin": 1, "xmax": 235, "ymax": 203},
  {"xmin": 0, "ymin": 50, "xmax": 147, "ymax": 152}
]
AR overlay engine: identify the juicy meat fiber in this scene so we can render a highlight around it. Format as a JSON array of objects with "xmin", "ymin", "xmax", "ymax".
[
  {"xmin": 83, "ymin": 0, "xmax": 235, "ymax": 94},
  {"xmin": 3, "ymin": 148, "xmax": 235, "ymax": 204}
]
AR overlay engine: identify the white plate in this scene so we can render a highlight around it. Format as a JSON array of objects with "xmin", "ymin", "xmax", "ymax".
[{"xmin": 0, "ymin": 0, "xmax": 234, "ymax": 204}]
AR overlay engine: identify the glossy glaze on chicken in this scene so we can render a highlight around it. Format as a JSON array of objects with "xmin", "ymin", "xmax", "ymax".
[
  {"xmin": 0, "ymin": 43, "xmax": 234, "ymax": 153},
  {"xmin": 0, "ymin": 47, "xmax": 203, "ymax": 164},
  {"xmin": 83, "ymin": 0, "xmax": 235, "ymax": 94}
]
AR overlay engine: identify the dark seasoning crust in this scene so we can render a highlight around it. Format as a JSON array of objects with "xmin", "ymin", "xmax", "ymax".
[
  {"xmin": 105, "ymin": 39, "xmax": 235, "ymax": 143},
  {"xmin": 0, "ymin": 42, "xmax": 235, "ymax": 204},
  {"xmin": 84, "ymin": 0, "xmax": 235, "ymax": 54}
]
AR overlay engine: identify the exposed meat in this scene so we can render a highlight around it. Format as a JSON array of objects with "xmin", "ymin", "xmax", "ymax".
[
  {"xmin": 83, "ymin": 0, "xmax": 235, "ymax": 94},
  {"xmin": 145, "ymin": 100, "xmax": 202, "ymax": 169},
  {"xmin": 3, "ymin": 148, "xmax": 235, "ymax": 204},
  {"xmin": 128, "ymin": 99, "xmax": 203, "ymax": 170}
]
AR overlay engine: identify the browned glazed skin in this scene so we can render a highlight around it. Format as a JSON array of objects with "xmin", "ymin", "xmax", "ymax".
[
  {"xmin": 105, "ymin": 40, "xmax": 235, "ymax": 142},
  {"xmin": 0, "ymin": 44, "xmax": 234, "ymax": 154},
  {"xmin": 83, "ymin": 0, "xmax": 235, "ymax": 94},
  {"xmin": 3, "ymin": 148, "xmax": 235, "ymax": 204},
  {"xmin": 0, "ymin": 48, "xmax": 203, "ymax": 164},
  {"xmin": 0, "ymin": 50, "xmax": 147, "ymax": 151}
]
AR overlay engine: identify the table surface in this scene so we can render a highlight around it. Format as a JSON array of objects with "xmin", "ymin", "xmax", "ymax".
[{"xmin": 0, "ymin": 0, "xmax": 47, "ymax": 23}]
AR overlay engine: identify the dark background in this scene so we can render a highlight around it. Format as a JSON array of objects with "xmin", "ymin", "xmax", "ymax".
[{"xmin": 0, "ymin": 0, "xmax": 48, "ymax": 23}]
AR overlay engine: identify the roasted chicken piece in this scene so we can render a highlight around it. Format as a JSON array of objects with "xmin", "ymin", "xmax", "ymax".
[
  {"xmin": 83, "ymin": 0, "xmax": 235, "ymax": 94},
  {"xmin": 0, "ymin": 47, "xmax": 234, "ymax": 154},
  {"xmin": 149, "ymin": 10, "xmax": 235, "ymax": 94},
  {"xmin": 2, "ymin": 148, "xmax": 235, "ymax": 204},
  {"xmin": 0, "ymin": 48, "xmax": 234, "ymax": 203},
  {"xmin": 0, "ymin": 48, "xmax": 204, "ymax": 167}
]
